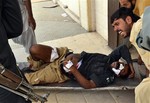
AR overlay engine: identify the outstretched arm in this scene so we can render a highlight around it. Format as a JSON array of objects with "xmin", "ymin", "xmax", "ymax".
[
  {"xmin": 109, "ymin": 45, "xmax": 132, "ymax": 63},
  {"xmin": 63, "ymin": 60, "xmax": 96, "ymax": 89},
  {"xmin": 109, "ymin": 45, "xmax": 135, "ymax": 78},
  {"xmin": 69, "ymin": 66, "xmax": 96, "ymax": 89}
]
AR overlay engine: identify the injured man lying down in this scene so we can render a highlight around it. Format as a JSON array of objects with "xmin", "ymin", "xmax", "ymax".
[{"xmin": 22, "ymin": 44, "xmax": 135, "ymax": 89}]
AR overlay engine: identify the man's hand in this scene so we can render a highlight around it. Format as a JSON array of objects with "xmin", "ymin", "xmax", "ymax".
[
  {"xmin": 63, "ymin": 60, "xmax": 73, "ymax": 72},
  {"xmin": 128, "ymin": 63, "xmax": 135, "ymax": 79},
  {"xmin": 28, "ymin": 17, "xmax": 36, "ymax": 30},
  {"xmin": 137, "ymin": 55, "xmax": 143, "ymax": 65},
  {"xmin": 128, "ymin": 72, "xmax": 135, "ymax": 78}
]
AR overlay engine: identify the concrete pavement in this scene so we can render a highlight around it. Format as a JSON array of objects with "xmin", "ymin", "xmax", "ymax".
[{"xmin": 9, "ymin": 0, "xmax": 135, "ymax": 103}]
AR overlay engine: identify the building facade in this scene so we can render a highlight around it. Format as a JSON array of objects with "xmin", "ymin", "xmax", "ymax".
[{"xmin": 53, "ymin": 0, "xmax": 119, "ymax": 49}]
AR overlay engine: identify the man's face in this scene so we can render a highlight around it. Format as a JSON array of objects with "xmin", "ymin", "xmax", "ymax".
[
  {"xmin": 119, "ymin": 0, "xmax": 132, "ymax": 8},
  {"xmin": 119, "ymin": 0, "xmax": 135, "ymax": 10},
  {"xmin": 112, "ymin": 18, "xmax": 132, "ymax": 38},
  {"xmin": 111, "ymin": 62, "xmax": 129, "ymax": 77},
  {"xmin": 119, "ymin": 64, "xmax": 129, "ymax": 76}
]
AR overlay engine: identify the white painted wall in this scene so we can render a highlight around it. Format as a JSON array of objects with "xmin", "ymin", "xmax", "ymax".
[
  {"xmin": 79, "ymin": 0, "xmax": 96, "ymax": 31},
  {"xmin": 57, "ymin": 0, "xmax": 108, "ymax": 41},
  {"xmin": 95, "ymin": 0, "xmax": 108, "ymax": 41},
  {"xmin": 58, "ymin": 0, "xmax": 80, "ymax": 17}
]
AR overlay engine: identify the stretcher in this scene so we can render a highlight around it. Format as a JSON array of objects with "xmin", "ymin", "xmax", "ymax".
[
  {"xmin": 33, "ymin": 77, "xmax": 140, "ymax": 91},
  {"xmin": 17, "ymin": 62, "xmax": 146, "ymax": 91},
  {"xmin": 33, "ymin": 62, "xmax": 145, "ymax": 91}
]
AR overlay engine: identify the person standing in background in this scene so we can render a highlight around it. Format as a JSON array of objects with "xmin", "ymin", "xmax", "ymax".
[
  {"xmin": 12, "ymin": 0, "xmax": 37, "ymax": 54},
  {"xmin": 119, "ymin": 0, "xmax": 150, "ymax": 17},
  {"xmin": 119, "ymin": 0, "xmax": 136, "ymax": 11},
  {"xmin": 0, "ymin": 0, "xmax": 31, "ymax": 102}
]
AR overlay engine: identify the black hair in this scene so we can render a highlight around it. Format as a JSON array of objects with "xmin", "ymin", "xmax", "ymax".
[{"xmin": 111, "ymin": 7, "xmax": 140, "ymax": 24}]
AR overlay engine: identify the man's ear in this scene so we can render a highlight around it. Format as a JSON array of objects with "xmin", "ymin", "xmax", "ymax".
[{"xmin": 125, "ymin": 16, "xmax": 132, "ymax": 24}]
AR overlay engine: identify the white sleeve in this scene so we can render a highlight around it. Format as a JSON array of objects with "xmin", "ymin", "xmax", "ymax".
[{"xmin": 50, "ymin": 47, "xmax": 59, "ymax": 62}]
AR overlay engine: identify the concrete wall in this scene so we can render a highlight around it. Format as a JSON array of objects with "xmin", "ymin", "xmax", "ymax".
[
  {"xmin": 58, "ymin": 0, "xmax": 80, "ymax": 17},
  {"xmin": 55, "ymin": 0, "xmax": 108, "ymax": 41},
  {"xmin": 95, "ymin": 0, "xmax": 108, "ymax": 41},
  {"xmin": 79, "ymin": 0, "xmax": 96, "ymax": 31}
]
